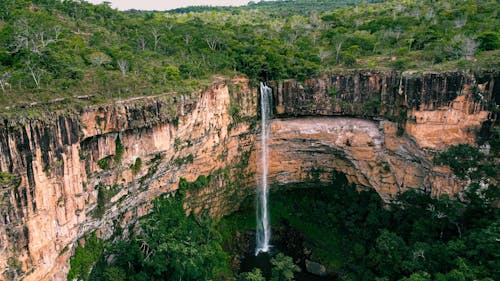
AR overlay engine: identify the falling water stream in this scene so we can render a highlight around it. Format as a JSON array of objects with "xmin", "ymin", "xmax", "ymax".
[{"xmin": 256, "ymin": 82, "xmax": 272, "ymax": 255}]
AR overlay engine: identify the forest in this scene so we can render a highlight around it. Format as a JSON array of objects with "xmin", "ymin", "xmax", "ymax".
[
  {"xmin": 69, "ymin": 145, "xmax": 500, "ymax": 280},
  {"xmin": 0, "ymin": 0, "xmax": 499, "ymax": 116},
  {"xmin": 0, "ymin": 1, "xmax": 498, "ymax": 280}
]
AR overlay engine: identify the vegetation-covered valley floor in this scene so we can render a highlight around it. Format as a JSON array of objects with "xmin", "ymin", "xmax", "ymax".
[{"xmin": 69, "ymin": 158, "xmax": 499, "ymax": 281}]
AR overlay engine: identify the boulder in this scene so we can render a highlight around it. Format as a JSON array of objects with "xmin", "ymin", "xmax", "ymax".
[{"xmin": 305, "ymin": 259, "xmax": 327, "ymax": 276}]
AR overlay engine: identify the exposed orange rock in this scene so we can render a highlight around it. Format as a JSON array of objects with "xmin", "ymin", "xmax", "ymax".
[
  {"xmin": 0, "ymin": 71, "xmax": 495, "ymax": 280},
  {"xmin": 272, "ymin": 71, "xmax": 495, "ymax": 150},
  {"xmin": 0, "ymin": 77, "xmax": 257, "ymax": 281},
  {"xmin": 406, "ymin": 94, "xmax": 491, "ymax": 149},
  {"xmin": 258, "ymin": 118, "xmax": 460, "ymax": 201}
]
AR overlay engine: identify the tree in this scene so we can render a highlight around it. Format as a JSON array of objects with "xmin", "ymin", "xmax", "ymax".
[
  {"xmin": 151, "ymin": 27, "xmax": 161, "ymax": 51},
  {"xmin": 0, "ymin": 72, "xmax": 11, "ymax": 94},
  {"xmin": 369, "ymin": 230, "xmax": 408, "ymax": 279},
  {"xmin": 399, "ymin": 272, "xmax": 432, "ymax": 281},
  {"xmin": 446, "ymin": 34, "xmax": 479, "ymax": 60},
  {"xmin": 88, "ymin": 51, "xmax": 111, "ymax": 66},
  {"xmin": 102, "ymin": 266, "xmax": 126, "ymax": 281},
  {"xmin": 454, "ymin": 18, "xmax": 467, "ymax": 28},
  {"xmin": 461, "ymin": 37, "xmax": 479, "ymax": 60},
  {"xmin": 97, "ymin": 196, "xmax": 229, "ymax": 281},
  {"xmin": 116, "ymin": 59, "xmax": 128, "ymax": 76},
  {"xmin": 335, "ymin": 41, "xmax": 343, "ymax": 62},
  {"xmin": 270, "ymin": 253, "xmax": 301, "ymax": 281},
  {"xmin": 477, "ymin": 31, "xmax": 500, "ymax": 51},
  {"xmin": 434, "ymin": 144, "xmax": 484, "ymax": 180},
  {"xmin": 205, "ymin": 36, "xmax": 220, "ymax": 51},
  {"xmin": 183, "ymin": 34, "xmax": 192, "ymax": 46},
  {"xmin": 25, "ymin": 59, "xmax": 44, "ymax": 88},
  {"xmin": 10, "ymin": 18, "xmax": 62, "ymax": 56},
  {"xmin": 0, "ymin": 0, "xmax": 18, "ymax": 21},
  {"xmin": 67, "ymin": 233, "xmax": 104, "ymax": 281},
  {"xmin": 318, "ymin": 49, "xmax": 331, "ymax": 63},
  {"xmin": 138, "ymin": 36, "xmax": 147, "ymax": 51},
  {"xmin": 239, "ymin": 268, "xmax": 266, "ymax": 281}
]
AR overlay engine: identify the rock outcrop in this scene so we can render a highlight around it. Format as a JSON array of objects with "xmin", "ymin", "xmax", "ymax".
[
  {"xmin": 0, "ymin": 77, "xmax": 257, "ymax": 281},
  {"xmin": 272, "ymin": 71, "xmax": 496, "ymax": 149},
  {"xmin": 305, "ymin": 259, "xmax": 328, "ymax": 277},
  {"xmin": 0, "ymin": 71, "xmax": 496, "ymax": 280},
  {"xmin": 263, "ymin": 117, "xmax": 461, "ymax": 201}
]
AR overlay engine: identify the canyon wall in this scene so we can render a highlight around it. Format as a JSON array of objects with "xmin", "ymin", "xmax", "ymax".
[
  {"xmin": 263, "ymin": 117, "xmax": 460, "ymax": 201},
  {"xmin": 0, "ymin": 71, "xmax": 496, "ymax": 280},
  {"xmin": 0, "ymin": 77, "xmax": 258, "ymax": 281},
  {"xmin": 272, "ymin": 71, "xmax": 497, "ymax": 149}
]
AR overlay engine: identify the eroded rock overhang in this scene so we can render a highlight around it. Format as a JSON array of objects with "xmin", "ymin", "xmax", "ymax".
[
  {"xmin": 255, "ymin": 117, "xmax": 461, "ymax": 202},
  {"xmin": 0, "ymin": 70, "xmax": 497, "ymax": 280}
]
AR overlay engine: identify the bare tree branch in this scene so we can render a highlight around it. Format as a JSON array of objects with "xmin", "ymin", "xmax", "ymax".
[
  {"xmin": 335, "ymin": 41, "xmax": 343, "ymax": 63},
  {"xmin": 25, "ymin": 60, "xmax": 43, "ymax": 88},
  {"xmin": 11, "ymin": 19, "xmax": 62, "ymax": 55},
  {"xmin": 183, "ymin": 34, "xmax": 192, "ymax": 46},
  {"xmin": 137, "ymin": 36, "xmax": 147, "ymax": 51},
  {"xmin": 151, "ymin": 28, "xmax": 161, "ymax": 51},
  {"xmin": 117, "ymin": 59, "xmax": 129, "ymax": 76},
  {"xmin": 205, "ymin": 36, "xmax": 219, "ymax": 51},
  {"xmin": 0, "ymin": 72, "xmax": 11, "ymax": 94}
]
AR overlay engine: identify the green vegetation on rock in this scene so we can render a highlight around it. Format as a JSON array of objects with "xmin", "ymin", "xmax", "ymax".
[
  {"xmin": 68, "ymin": 167, "xmax": 499, "ymax": 281},
  {"xmin": 113, "ymin": 136, "xmax": 124, "ymax": 164},
  {"xmin": 0, "ymin": 172, "xmax": 19, "ymax": 186},
  {"xmin": 88, "ymin": 195, "xmax": 231, "ymax": 281},
  {"xmin": 67, "ymin": 233, "xmax": 104, "ymax": 281},
  {"xmin": 97, "ymin": 156, "xmax": 111, "ymax": 170},
  {"xmin": 93, "ymin": 183, "xmax": 119, "ymax": 218},
  {"xmin": 434, "ymin": 144, "xmax": 497, "ymax": 180},
  {"xmin": 130, "ymin": 157, "xmax": 142, "ymax": 175},
  {"xmin": 178, "ymin": 175, "xmax": 212, "ymax": 196}
]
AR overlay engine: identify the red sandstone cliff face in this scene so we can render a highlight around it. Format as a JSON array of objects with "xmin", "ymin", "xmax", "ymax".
[
  {"xmin": 0, "ymin": 77, "xmax": 257, "ymax": 281},
  {"xmin": 0, "ymin": 71, "xmax": 496, "ymax": 280},
  {"xmin": 272, "ymin": 71, "xmax": 497, "ymax": 149},
  {"xmin": 259, "ymin": 118, "xmax": 461, "ymax": 201}
]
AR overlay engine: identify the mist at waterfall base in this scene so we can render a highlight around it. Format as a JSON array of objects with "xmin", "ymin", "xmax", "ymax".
[{"xmin": 256, "ymin": 82, "xmax": 272, "ymax": 255}]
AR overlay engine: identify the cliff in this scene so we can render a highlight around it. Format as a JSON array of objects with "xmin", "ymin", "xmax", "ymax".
[
  {"xmin": 0, "ymin": 77, "xmax": 258, "ymax": 280},
  {"xmin": 0, "ymin": 71, "xmax": 497, "ymax": 280},
  {"xmin": 272, "ymin": 71, "xmax": 497, "ymax": 149},
  {"xmin": 263, "ymin": 117, "xmax": 461, "ymax": 201}
]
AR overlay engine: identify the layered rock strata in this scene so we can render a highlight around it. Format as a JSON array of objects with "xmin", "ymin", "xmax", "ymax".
[
  {"xmin": 263, "ymin": 117, "xmax": 460, "ymax": 201},
  {"xmin": 272, "ymin": 71, "xmax": 497, "ymax": 149},
  {"xmin": 0, "ymin": 77, "xmax": 257, "ymax": 281},
  {"xmin": 0, "ymin": 70, "xmax": 496, "ymax": 280}
]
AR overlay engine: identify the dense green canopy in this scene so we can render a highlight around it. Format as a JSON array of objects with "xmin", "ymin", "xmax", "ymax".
[{"xmin": 0, "ymin": 0, "xmax": 498, "ymax": 114}]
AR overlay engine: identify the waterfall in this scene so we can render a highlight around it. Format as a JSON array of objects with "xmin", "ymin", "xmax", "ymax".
[{"xmin": 256, "ymin": 82, "xmax": 272, "ymax": 255}]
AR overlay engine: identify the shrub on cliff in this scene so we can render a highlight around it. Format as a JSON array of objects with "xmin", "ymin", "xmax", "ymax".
[{"xmin": 67, "ymin": 233, "xmax": 104, "ymax": 281}]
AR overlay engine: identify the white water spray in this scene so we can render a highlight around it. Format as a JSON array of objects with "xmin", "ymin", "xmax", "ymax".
[{"xmin": 256, "ymin": 82, "xmax": 272, "ymax": 255}]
